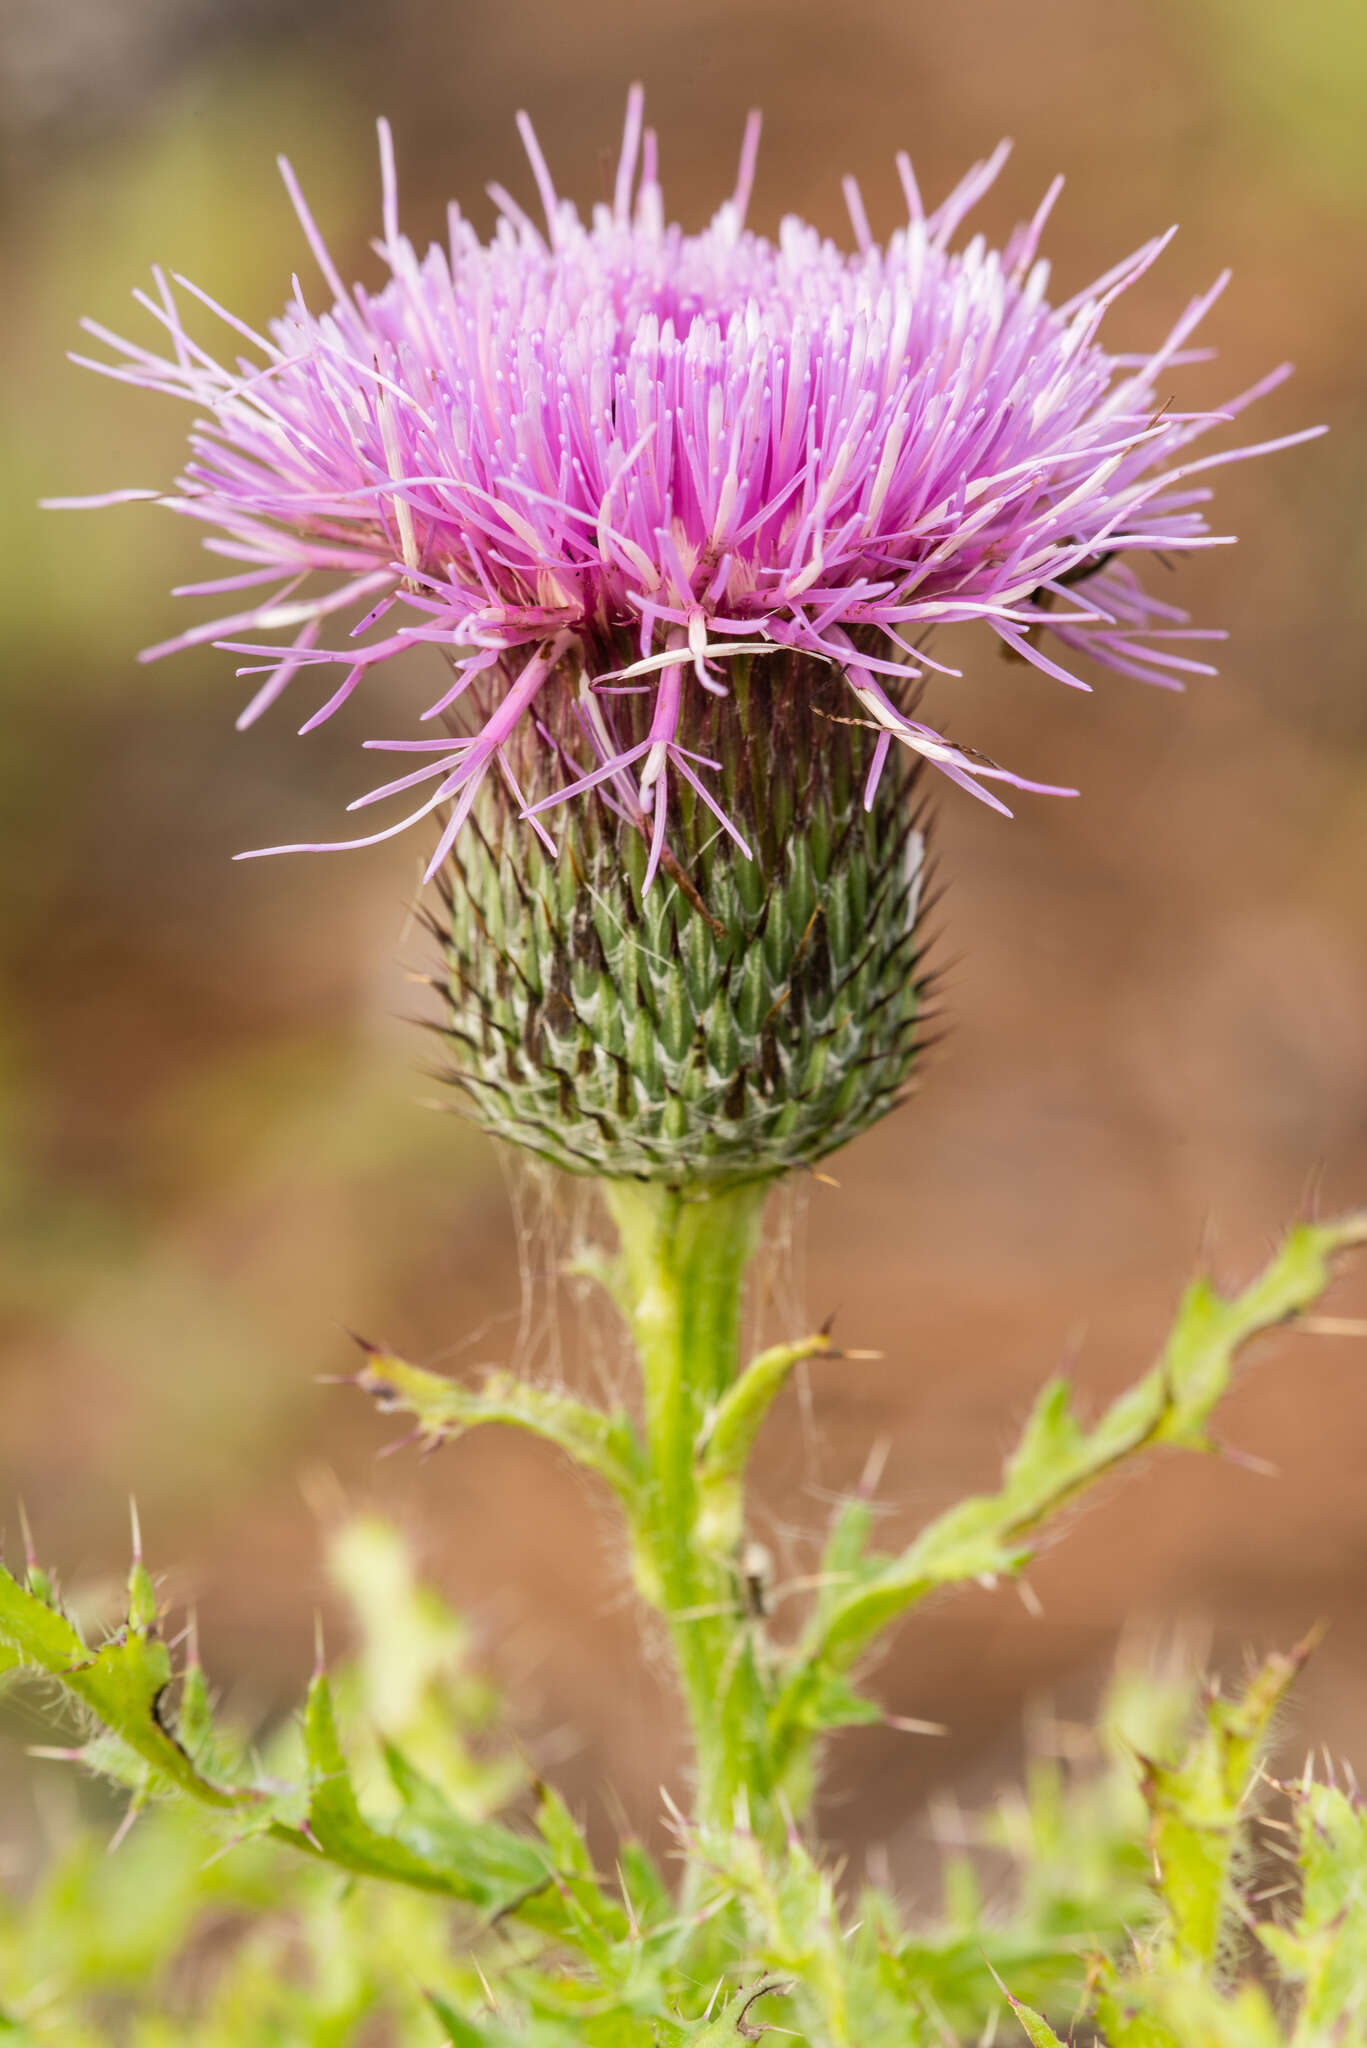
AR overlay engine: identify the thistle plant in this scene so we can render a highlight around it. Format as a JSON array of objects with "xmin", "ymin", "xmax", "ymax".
[{"xmin": 10, "ymin": 95, "xmax": 1365, "ymax": 2045}]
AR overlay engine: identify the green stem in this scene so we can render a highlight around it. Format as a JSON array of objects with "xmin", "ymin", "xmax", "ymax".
[{"xmin": 603, "ymin": 1176, "xmax": 772, "ymax": 1835}]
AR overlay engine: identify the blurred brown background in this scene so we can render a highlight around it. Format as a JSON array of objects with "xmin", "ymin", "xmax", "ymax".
[{"xmin": 2, "ymin": 0, "xmax": 1366, "ymax": 1886}]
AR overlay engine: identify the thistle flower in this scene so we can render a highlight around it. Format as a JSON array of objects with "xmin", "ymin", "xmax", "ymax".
[{"xmin": 54, "ymin": 94, "xmax": 1319, "ymax": 1182}]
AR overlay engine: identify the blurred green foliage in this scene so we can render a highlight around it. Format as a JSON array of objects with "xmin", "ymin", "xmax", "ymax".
[
  {"xmin": 3, "ymin": 1515, "xmax": 1365, "ymax": 2044},
  {"xmin": 1190, "ymin": 0, "xmax": 1367, "ymax": 208}
]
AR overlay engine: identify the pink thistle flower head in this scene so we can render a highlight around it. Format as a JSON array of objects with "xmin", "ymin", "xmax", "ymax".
[
  {"xmin": 54, "ymin": 88, "xmax": 1320, "ymax": 888},
  {"xmin": 51, "ymin": 94, "xmax": 1323, "ymax": 1183}
]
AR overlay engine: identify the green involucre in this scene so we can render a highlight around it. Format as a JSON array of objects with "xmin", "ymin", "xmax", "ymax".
[{"xmin": 430, "ymin": 654, "xmax": 929, "ymax": 1183}]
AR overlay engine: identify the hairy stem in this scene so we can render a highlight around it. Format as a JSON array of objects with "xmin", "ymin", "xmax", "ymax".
[{"xmin": 603, "ymin": 1177, "xmax": 772, "ymax": 1834}]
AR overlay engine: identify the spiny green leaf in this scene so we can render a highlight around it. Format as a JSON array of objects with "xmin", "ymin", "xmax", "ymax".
[
  {"xmin": 616, "ymin": 1838, "xmax": 672, "ymax": 1930},
  {"xmin": 351, "ymin": 1344, "xmax": 643, "ymax": 1506},
  {"xmin": 1000, "ymin": 1987, "xmax": 1067, "ymax": 2048},
  {"xmin": 0, "ymin": 1552, "xmax": 243, "ymax": 1810},
  {"xmin": 874, "ymin": 1929, "xmax": 1091, "ymax": 2046},
  {"xmin": 682, "ymin": 1981, "xmax": 794, "ymax": 2045},
  {"xmin": 786, "ymin": 1670, "xmax": 882, "ymax": 1736},
  {"xmin": 1095, "ymin": 1972, "xmax": 1284, "ymax": 2048},
  {"xmin": 0, "ymin": 1526, "xmax": 591, "ymax": 1938},
  {"xmin": 526, "ymin": 1781, "xmax": 641, "ymax": 1962},
  {"xmin": 1257, "ymin": 1775, "xmax": 1367, "ymax": 2035},
  {"xmin": 692, "ymin": 1826, "xmax": 853, "ymax": 2043},
  {"xmin": 768, "ymin": 1216, "xmax": 1365, "ymax": 1783},
  {"xmin": 426, "ymin": 1993, "xmax": 521, "ymax": 2047},
  {"xmin": 285, "ymin": 1674, "xmax": 552, "ymax": 1914},
  {"xmin": 1141, "ymin": 1643, "xmax": 1307, "ymax": 1972},
  {"xmin": 174, "ymin": 1652, "xmax": 216, "ymax": 1766},
  {"xmin": 695, "ymin": 1332, "xmax": 835, "ymax": 1556}
]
